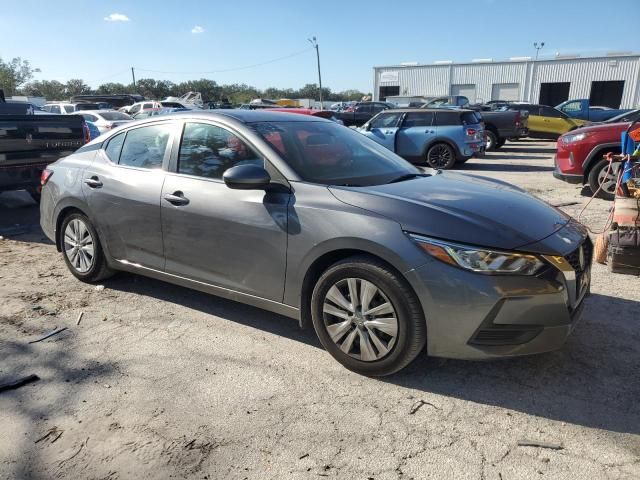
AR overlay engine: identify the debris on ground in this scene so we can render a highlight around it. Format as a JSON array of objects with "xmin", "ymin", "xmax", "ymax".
[
  {"xmin": 35, "ymin": 427, "xmax": 64, "ymax": 444},
  {"xmin": 0, "ymin": 374, "xmax": 40, "ymax": 393},
  {"xmin": 28, "ymin": 327, "xmax": 67, "ymax": 344},
  {"xmin": 517, "ymin": 439, "xmax": 564, "ymax": 450},
  {"xmin": 76, "ymin": 311, "xmax": 84, "ymax": 325},
  {"xmin": 409, "ymin": 399, "xmax": 439, "ymax": 415},
  {"xmin": 94, "ymin": 285, "xmax": 105, "ymax": 292}
]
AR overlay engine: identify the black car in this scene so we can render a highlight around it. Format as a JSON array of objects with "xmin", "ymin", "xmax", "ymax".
[{"xmin": 336, "ymin": 102, "xmax": 395, "ymax": 127}]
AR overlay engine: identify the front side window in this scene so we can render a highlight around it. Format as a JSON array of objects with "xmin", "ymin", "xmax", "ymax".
[
  {"xmin": 541, "ymin": 107, "xmax": 562, "ymax": 118},
  {"xmin": 118, "ymin": 124, "xmax": 172, "ymax": 169},
  {"xmin": 402, "ymin": 112, "xmax": 434, "ymax": 128},
  {"xmin": 129, "ymin": 104, "xmax": 141, "ymax": 114},
  {"xmin": 50, "ymin": 105, "xmax": 61, "ymax": 114},
  {"xmin": 251, "ymin": 121, "xmax": 418, "ymax": 186},
  {"xmin": 370, "ymin": 112, "xmax": 403, "ymax": 129},
  {"xmin": 178, "ymin": 123, "xmax": 263, "ymax": 179}
]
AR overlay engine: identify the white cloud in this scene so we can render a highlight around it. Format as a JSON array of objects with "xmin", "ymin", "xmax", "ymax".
[
  {"xmin": 191, "ymin": 25, "xmax": 204, "ymax": 34},
  {"xmin": 104, "ymin": 13, "xmax": 130, "ymax": 22}
]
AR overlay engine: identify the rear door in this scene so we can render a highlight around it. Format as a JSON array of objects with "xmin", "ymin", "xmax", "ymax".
[
  {"xmin": 363, "ymin": 112, "xmax": 404, "ymax": 151},
  {"xmin": 539, "ymin": 106, "xmax": 570, "ymax": 135},
  {"xmin": 82, "ymin": 122, "xmax": 176, "ymax": 269},
  {"xmin": 160, "ymin": 121, "xmax": 289, "ymax": 301},
  {"xmin": 396, "ymin": 111, "xmax": 435, "ymax": 160}
]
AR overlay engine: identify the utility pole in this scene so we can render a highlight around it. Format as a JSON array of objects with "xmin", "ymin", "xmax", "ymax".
[
  {"xmin": 308, "ymin": 37, "xmax": 323, "ymax": 109},
  {"xmin": 534, "ymin": 42, "xmax": 545, "ymax": 61},
  {"xmin": 131, "ymin": 67, "xmax": 136, "ymax": 90}
]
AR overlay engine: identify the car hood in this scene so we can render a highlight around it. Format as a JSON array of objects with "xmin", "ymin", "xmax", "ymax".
[
  {"xmin": 329, "ymin": 172, "xmax": 576, "ymax": 255},
  {"xmin": 571, "ymin": 121, "xmax": 630, "ymax": 134}
]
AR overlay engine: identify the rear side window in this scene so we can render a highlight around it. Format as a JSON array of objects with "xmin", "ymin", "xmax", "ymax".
[
  {"xmin": 119, "ymin": 124, "xmax": 172, "ymax": 169},
  {"xmin": 402, "ymin": 112, "xmax": 434, "ymax": 128},
  {"xmin": 104, "ymin": 133, "xmax": 125, "ymax": 162},
  {"xmin": 50, "ymin": 105, "xmax": 61, "ymax": 114},
  {"xmin": 355, "ymin": 104, "xmax": 372, "ymax": 113},
  {"xmin": 63, "ymin": 105, "xmax": 76, "ymax": 113},
  {"xmin": 434, "ymin": 111, "xmax": 462, "ymax": 126},
  {"xmin": 370, "ymin": 112, "xmax": 403, "ymax": 129},
  {"xmin": 461, "ymin": 112, "xmax": 481, "ymax": 125}
]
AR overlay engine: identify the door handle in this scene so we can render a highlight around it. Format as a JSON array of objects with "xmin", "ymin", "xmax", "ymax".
[
  {"xmin": 84, "ymin": 176, "xmax": 103, "ymax": 188},
  {"xmin": 384, "ymin": 130, "xmax": 393, "ymax": 134},
  {"xmin": 163, "ymin": 191, "xmax": 189, "ymax": 206},
  {"xmin": 425, "ymin": 130, "xmax": 434, "ymax": 134}
]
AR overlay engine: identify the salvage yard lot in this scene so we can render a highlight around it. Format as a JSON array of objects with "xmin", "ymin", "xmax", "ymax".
[{"xmin": 1, "ymin": 140, "xmax": 639, "ymax": 479}]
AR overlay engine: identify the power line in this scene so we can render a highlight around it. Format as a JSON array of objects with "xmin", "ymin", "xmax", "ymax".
[{"xmin": 135, "ymin": 47, "xmax": 313, "ymax": 75}]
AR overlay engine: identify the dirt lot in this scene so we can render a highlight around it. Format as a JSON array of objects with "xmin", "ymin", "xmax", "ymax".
[{"xmin": 1, "ymin": 140, "xmax": 639, "ymax": 480}]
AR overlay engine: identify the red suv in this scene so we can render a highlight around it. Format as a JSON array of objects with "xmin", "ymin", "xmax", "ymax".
[{"xmin": 554, "ymin": 121, "xmax": 632, "ymax": 200}]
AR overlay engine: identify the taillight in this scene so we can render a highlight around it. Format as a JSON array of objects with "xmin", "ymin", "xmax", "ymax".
[
  {"xmin": 466, "ymin": 128, "xmax": 477, "ymax": 136},
  {"xmin": 82, "ymin": 123, "xmax": 90, "ymax": 143},
  {"xmin": 40, "ymin": 169, "xmax": 53, "ymax": 187}
]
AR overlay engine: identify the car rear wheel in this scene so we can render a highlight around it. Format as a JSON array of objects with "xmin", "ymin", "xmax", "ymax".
[
  {"xmin": 61, "ymin": 212, "xmax": 114, "ymax": 282},
  {"xmin": 426, "ymin": 143, "xmax": 456, "ymax": 169},
  {"xmin": 311, "ymin": 255, "xmax": 426, "ymax": 376},
  {"xmin": 588, "ymin": 159, "xmax": 618, "ymax": 201},
  {"xmin": 495, "ymin": 137, "xmax": 506, "ymax": 149}
]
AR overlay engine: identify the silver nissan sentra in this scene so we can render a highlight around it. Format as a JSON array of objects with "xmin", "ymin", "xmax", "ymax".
[{"xmin": 40, "ymin": 110, "xmax": 591, "ymax": 376}]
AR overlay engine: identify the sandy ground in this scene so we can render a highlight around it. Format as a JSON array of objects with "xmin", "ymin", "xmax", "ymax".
[{"xmin": 0, "ymin": 140, "xmax": 639, "ymax": 480}]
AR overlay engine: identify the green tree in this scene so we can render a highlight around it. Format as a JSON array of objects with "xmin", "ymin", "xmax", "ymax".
[
  {"xmin": 0, "ymin": 57, "xmax": 40, "ymax": 95},
  {"xmin": 20, "ymin": 80, "xmax": 66, "ymax": 100},
  {"xmin": 95, "ymin": 82, "xmax": 130, "ymax": 94},
  {"xmin": 65, "ymin": 79, "xmax": 91, "ymax": 97}
]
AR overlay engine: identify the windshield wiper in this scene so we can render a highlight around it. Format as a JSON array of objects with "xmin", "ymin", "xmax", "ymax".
[{"xmin": 387, "ymin": 173, "xmax": 426, "ymax": 184}]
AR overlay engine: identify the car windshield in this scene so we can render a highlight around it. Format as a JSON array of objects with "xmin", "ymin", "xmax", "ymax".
[
  {"xmin": 251, "ymin": 121, "xmax": 420, "ymax": 186},
  {"xmin": 604, "ymin": 109, "xmax": 640, "ymax": 123},
  {"xmin": 100, "ymin": 111, "xmax": 132, "ymax": 120}
]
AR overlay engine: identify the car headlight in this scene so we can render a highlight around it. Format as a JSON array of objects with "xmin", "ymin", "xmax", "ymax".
[
  {"xmin": 409, "ymin": 234, "xmax": 545, "ymax": 275},
  {"xmin": 561, "ymin": 132, "xmax": 590, "ymax": 145}
]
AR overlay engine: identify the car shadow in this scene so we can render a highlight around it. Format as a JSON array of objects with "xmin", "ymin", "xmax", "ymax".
[
  {"xmin": 104, "ymin": 272, "xmax": 639, "ymax": 435},
  {"xmin": 103, "ymin": 272, "xmax": 322, "ymax": 349},
  {"xmin": 499, "ymin": 146, "xmax": 558, "ymax": 154},
  {"xmin": 0, "ymin": 191, "xmax": 52, "ymax": 245},
  {"xmin": 383, "ymin": 292, "xmax": 640, "ymax": 435},
  {"xmin": 482, "ymin": 153, "xmax": 549, "ymax": 161},
  {"xmin": 459, "ymin": 163, "xmax": 554, "ymax": 172}
]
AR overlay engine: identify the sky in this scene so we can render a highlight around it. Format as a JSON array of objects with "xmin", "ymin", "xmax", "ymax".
[{"xmin": 1, "ymin": 0, "xmax": 639, "ymax": 93}]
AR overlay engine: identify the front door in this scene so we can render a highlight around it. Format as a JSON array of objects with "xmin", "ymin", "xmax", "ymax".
[
  {"xmin": 82, "ymin": 122, "xmax": 175, "ymax": 269},
  {"xmin": 363, "ymin": 111, "xmax": 403, "ymax": 152},
  {"xmin": 160, "ymin": 121, "xmax": 289, "ymax": 301}
]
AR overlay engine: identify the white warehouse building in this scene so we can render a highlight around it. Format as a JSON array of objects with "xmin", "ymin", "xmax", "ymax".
[{"xmin": 373, "ymin": 53, "xmax": 640, "ymax": 108}]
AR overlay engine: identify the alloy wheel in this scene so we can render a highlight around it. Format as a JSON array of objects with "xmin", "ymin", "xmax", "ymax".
[
  {"xmin": 427, "ymin": 145, "xmax": 452, "ymax": 168},
  {"xmin": 322, "ymin": 277, "xmax": 398, "ymax": 361},
  {"xmin": 63, "ymin": 218, "xmax": 95, "ymax": 273},
  {"xmin": 596, "ymin": 164, "xmax": 619, "ymax": 196}
]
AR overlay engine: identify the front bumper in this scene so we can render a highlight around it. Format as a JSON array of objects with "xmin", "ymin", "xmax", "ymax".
[
  {"xmin": 405, "ymin": 238, "xmax": 591, "ymax": 360},
  {"xmin": 553, "ymin": 155, "xmax": 583, "ymax": 184}
]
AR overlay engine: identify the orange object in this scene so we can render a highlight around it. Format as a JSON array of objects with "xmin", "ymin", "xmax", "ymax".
[{"xmin": 629, "ymin": 126, "xmax": 640, "ymax": 142}]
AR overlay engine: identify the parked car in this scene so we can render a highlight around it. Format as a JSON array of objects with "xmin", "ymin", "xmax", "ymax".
[
  {"xmin": 123, "ymin": 101, "xmax": 163, "ymax": 115},
  {"xmin": 0, "ymin": 99, "xmax": 87, "ymax": 202},
  {"xmin": 359, "ymin": 109, "xmax": 484, "ymax": 168},
  {"xmin": 132, "ymin": 107, "xmax": 191, "ymax": 119},
  {"xmin": 43, "ymin": 103, "xmax": 77, "ymax": 114},
  {"xmin": 40, "ymin": 110, "xmax": 592, "ymax": 376},
  {"xmin": 554, "ymin": 120, "xmax": 634, "ymax": 200},
  {"xmin": 599, "ymin": 108, "xmax": 640, "ymax": 124},
  {"xmin": 475, "ymin": 109, "xmax": 529, "ymax": 150},
  {"xmin": 506, "ymin": 104, "xmax": 585, "ymax": 139},
  {"xmin": 556, "ymin": 99, "xmax": 633, "ymax": 123},
  {"xmin": 74, "ymin": 110, "xmax": 133, "ymax": 134},
  {"xmin": 71, "ymin": 94, "xmax": 144, "ymax": 109},
  {"xmin": 85, "ymin": 121, "xmax": 102, "ymax": 140},
  {"xmin": 336, "ymin": 101, "xmax": 395, "ymax": 127}
]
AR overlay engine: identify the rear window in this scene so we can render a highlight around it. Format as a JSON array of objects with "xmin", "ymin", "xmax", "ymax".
[
  {"xmin": 434, "ymin": 111, "xmax": 462, "ymax": 126},
  {"xmin": 100, "ymin": 112, "xmax": 132, "ymax": 121},
  {"xmin": 402, "ymin": 112, "xmax": 434, "ymax": 127}
]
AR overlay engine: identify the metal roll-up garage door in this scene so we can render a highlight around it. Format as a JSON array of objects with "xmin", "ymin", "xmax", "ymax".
[
  {"xmin": 451, "ymin": 84, "xmax": 476, "ymax": 103},
  {"xmin": 491, "ymin": 83, "xmax": 520, "ymax": 101}
]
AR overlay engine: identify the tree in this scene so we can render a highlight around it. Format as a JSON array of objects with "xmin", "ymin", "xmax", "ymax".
[
  {"xmin": 134, "ymin": 78, "xmax": 175, "ymax": 100},
  {"xmin": 95, "ymin": 82, "xmax": 130, "ymax": 94},
  {"xmin": 64, "ymin": 79, "xmax": 91, "ymax": 97},
  {"xmin": 20, "ymin": 80, "xmax": 66, "ymax": 100},
  {"xmin": 0, "ymin": 57, "xmax": 40, "ymax": 95}
]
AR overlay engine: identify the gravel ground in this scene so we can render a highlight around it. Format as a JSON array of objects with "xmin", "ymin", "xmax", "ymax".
[{"xmin": 0, "ymin": 140, "xmax": 639, "ymax": 480}]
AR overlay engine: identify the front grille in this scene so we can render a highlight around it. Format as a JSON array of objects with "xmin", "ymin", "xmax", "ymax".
[{"xmin": 564, "ymin": 238, "xmax": 593, "ymax": 274}]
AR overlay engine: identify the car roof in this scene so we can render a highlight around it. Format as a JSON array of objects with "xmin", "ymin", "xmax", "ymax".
[
  {"xmin": 384, "ymin": 108, "xmax": 475, "ymax": 113},
  {"xmin": 75, "ymin": 109, "xmax": 123, "ymax": 115}
]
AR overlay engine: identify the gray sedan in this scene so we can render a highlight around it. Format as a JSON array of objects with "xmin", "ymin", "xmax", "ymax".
[{"xmin": 40, "ymin": 111, "xmax": 591, "ymax": 376}]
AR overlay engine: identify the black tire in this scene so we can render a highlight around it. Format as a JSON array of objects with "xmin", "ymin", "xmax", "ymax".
[
  {"xmin": 485, "ymin": 131, "xmax": 498, "ymax": 151},
  {"xmin": 60, "ymin": 212, "xmax": 115, "ymax": 282},
  {"xmin": 587, "ymin": 159, "xmax": 617, "ymax": 201},
  {"xmin": 425, "ymin": 143, "xmax": 456, "ymax": 169},
  {"xmin": 311, "ymin": 255, "xmax": 426, "ymax": 377},
  {"xmin": 495, "ymin": 137, "xmax": 506, "ymax": 149}
]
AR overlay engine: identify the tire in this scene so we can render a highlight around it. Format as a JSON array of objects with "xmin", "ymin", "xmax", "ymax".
[
  {"xmin": 587, "ymin": 159, "xmax": 617, "ymax": 201},
  {"xmin": 310, "ymin": 255, "xmax": 426, "ymax": 377},
  {"xmin": 485, "ymin": 131, "xmax": 498, "ymax": 151},
  {"xmin": 60, "ymin": 212, "xmax": 115, "ymax": 282},
  {"xmin": 495, "ymin": 137, "xmax": 506, "ymax": 149},
  {"xmin": 425, "ymin": 143, "xmax": 456, "ymax": 170}
]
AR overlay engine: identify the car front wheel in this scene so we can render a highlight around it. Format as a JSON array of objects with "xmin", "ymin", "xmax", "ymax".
[
  {"xmin": 588, "ymin": 159, "xmax": 618, "ymax": 201},
  {"xmin": 311, "ymin": 255, "xmax": 426, "ymax": 376}
]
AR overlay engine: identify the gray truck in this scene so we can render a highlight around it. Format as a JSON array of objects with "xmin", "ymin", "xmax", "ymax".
[{"xmin": 0, "ymin": 93, "xmax": 87, "ymax": 202}]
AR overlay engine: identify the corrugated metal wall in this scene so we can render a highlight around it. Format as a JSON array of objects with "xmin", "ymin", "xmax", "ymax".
[{"xmin": 373, "ymin": 56, "xmax": 640, "ymax": 107}]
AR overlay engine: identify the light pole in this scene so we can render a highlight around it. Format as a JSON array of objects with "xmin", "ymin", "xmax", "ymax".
[
  {"xmin": 534, "ymin": 42, "xmax": 545, "ymax": 61},
  {"xmin": 308, "ymin": 37, "xmax": 323, "ymax": 109}
]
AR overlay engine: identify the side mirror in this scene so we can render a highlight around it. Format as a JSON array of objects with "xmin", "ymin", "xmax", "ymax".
[{"xmin": 222, "ymin": 164, "xmax": 271, "ymax": 190}]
